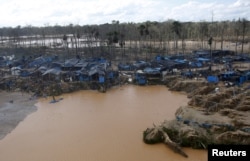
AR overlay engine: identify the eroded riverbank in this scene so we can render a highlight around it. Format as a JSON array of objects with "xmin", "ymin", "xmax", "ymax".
[{"xmin": 143, "ymin": 76, "xmax": 250, "ymax": 157}]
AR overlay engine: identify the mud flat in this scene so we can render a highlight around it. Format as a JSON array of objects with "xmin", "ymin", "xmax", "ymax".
[{"xmin": 0, "ymin": 91, "xmax": 37, "ymax": 140}]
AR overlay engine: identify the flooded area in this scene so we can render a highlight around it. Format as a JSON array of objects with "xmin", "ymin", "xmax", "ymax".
[{"xmin": 0, "ymin": 85, "xmax": 206, "ymax": 161}]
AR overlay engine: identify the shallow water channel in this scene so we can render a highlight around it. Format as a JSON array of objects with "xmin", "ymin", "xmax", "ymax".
[{"xmin": 0, "ymin": 85, "xmax": 207, "ymax": 161}]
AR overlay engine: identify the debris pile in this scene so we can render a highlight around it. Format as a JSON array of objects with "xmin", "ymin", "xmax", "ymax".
[
  {"xmin": 143, "ymin": 125, "xmax": 188, "ymax": 158},
  {"xmin": 144, "ymin": 56, "xmax": 250, "ymax": 156}
]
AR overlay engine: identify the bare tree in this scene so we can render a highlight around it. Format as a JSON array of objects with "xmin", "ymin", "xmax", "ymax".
[
  {"xmin": 240, "ymin": 18, "xmax": 248, "ymax": 53},
  {"xmin": 199, "ymin": 21, "xmax": 208, "ymax": 49},
  {"xmin": 172, "ymin": 21, "xmax": 182, "ymax": 53}
]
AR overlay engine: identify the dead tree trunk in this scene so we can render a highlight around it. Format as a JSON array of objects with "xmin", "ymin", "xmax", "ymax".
[{"xmin": 143, "ymin": 126, "xmax": 188, "ymax": 158}]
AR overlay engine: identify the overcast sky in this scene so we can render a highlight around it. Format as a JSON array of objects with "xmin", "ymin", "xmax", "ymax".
[{"xmin": 0, "ymin": 0, "xmax": 249, "ymax": 27}]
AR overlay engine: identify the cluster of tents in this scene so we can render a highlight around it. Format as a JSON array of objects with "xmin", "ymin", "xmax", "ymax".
[
  {"xmin": 118, "ymin": 50, "xmax": 250, "ymax": 85},
  {"xmin": 0, "ymin": 55, "xmax": 119, "ymax": 91},
  {"xmin": 1, "ymin": 49, "xmax": 250, "ymax": 89}
]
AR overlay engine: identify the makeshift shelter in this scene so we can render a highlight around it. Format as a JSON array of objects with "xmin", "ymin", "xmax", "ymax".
[
  {"xmin": 143, "ymin": 67, "xmax": 161, "ymax": 79},
  {"xmin": 28, "ymin": 56, "xmax": 54, "ymax": 68},
  {"xmin": 61, "ymin": 58, "xmax": 81, "ymax": 71},
  {"xmin": 118, "ymin": 63, "xmax": 133, "ymax": 71},
  {"xmin": 42, "ymin": 67, "xmax": 62, "ymax": 81},
  {"xmin": 75, "ymin": 70, "xmax": 90, "ymax": 82},
  {"xmin": 207, "ymin": 76, "xmax": 219, "ymax": 83},
  {"xmin": 132, "ymin": 61, "xmax": 149, "ymax": 70},
  {"xmin": 135, "ymin": 70, "xmax": 147, "ymax": 85}
]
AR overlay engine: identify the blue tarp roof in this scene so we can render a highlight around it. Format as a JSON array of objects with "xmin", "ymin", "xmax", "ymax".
[
  {"xmin": 64, "ymin": 58, "xmax": 79, "ymax": 67},
  {"xmin": 174, "ymin": 59, "xmax": 187, "ymax": 64},
  {"xmin": 42, "ymin": 67, "xmax": 62, "ymax": 76},
  {"xmin": 28, "ymin": 56, "xmax": 54, "ymax": 67},
  {"xmin": 196, "ymin": 58, "xmax": 210, "ymax": 62},
  {"xmin": 207, "ymin": 76, "xmax": 219, "ymax": 83},
  {"xmin": 88, "ymin": 68, "xmax": 105, "ymax": 76},
  {"xmin": 143, "ymin": 67, "xmax": 161, "ymax": 74},
  {"xmin": 37, "ymin": 66, "xmax": 47, "ymax": 73}
]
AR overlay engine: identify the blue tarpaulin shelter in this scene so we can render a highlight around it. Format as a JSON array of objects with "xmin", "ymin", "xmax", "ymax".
[
  {"xmin": 207, "ymin": 76, "xmax": 219, "ymax": 83},
  {"xmin": 143, "ymin": 67, "xmax": 161, "ymax": 74},
  {"xmin": 99, "ymin": 75, "xmax": 105, "ymax": 83},
  {"xmin": 135, "ymin": 70, "xmax": 147, "ymax": 85},
  {"xmin": 28, "ymin": 56, "xmax": 54, "ymax": 67},
  {"xmin": 118, "ymin": 63, "xmax": 133, "ymax": 71},
  {"xmin": 42, "ymin": 67, "xmax": 62, "ymax": 76}
]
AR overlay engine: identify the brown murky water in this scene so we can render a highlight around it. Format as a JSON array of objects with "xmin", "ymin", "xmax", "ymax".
[{"xmin": 0, "ymin": 85, "xmax": 207, "ymax": 161}]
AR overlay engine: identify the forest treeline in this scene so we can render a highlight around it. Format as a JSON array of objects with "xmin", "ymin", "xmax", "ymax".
[{"xmin": 0, "ymin": 18, "xmax": 249, "ymax": 55}]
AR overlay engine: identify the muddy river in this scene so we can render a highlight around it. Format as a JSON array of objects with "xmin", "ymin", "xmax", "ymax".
[{"xmin": 0, "ymin": 85, "xmax": 207, "ymax": 161}]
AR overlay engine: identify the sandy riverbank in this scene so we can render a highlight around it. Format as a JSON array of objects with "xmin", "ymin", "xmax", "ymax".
[{"xmin": 0, "ymin": 91, "xmax": 37, "ymax": 140}]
